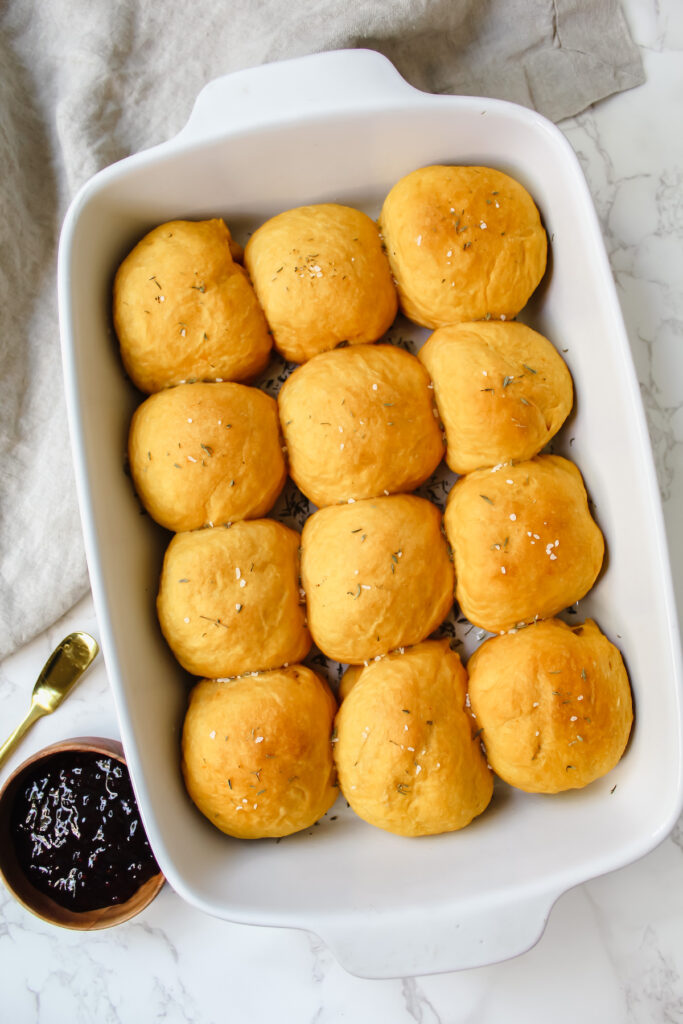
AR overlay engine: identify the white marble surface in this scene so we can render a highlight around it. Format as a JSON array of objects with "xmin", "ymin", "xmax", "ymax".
[{"xmin": 1, "ymin": 1, "xmax": 682, "ymax": 1019}]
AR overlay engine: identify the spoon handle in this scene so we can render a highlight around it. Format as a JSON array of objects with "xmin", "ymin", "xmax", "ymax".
[
  {"xmin": 0, "ymin": 704, "xmax": 46, "ymax": 769},
  {"xmin": 0, "ymin": 632, "xmax": 99, "ymax": 770}
]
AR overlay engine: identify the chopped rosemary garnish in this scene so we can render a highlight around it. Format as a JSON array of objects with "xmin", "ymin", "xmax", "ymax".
[{"xmin": 199, "ymin": 615, "xmax": 229, "ymax": 629}]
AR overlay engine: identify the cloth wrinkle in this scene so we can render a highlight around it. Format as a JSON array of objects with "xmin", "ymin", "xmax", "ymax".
[{"xmin": 0, "ymin": 0, "xmax": 645, "ymax": 660}]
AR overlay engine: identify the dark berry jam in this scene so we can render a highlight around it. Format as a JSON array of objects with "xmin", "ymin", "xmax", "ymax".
[{"xmin": 11, "ymin": 751, "xmax": 160, "ymax": 912}]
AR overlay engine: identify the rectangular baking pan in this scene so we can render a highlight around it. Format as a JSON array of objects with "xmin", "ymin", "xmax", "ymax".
[{"xmin": 58, "ymin": 49, "xmax": 683, "ymax": 978}]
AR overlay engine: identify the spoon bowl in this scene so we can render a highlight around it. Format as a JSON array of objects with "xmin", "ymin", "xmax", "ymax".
[{"xmin": 0, "ymin": 632, "xmax": 99, "ymax": 769}]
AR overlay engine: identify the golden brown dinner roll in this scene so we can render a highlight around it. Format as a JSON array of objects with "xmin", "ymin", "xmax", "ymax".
[
  {"xmin": 113, "ymin": 219, "xmax": 272, "ymax": 393},
  {"xmin": 334, "ymin": 640, "xmax": 492, "ymax": 836},
  {"xmin": 379, "ymin": 165, "xmax": 547, "ymax": 328},
  {"xmin": 182, "ymin": 667, "xmax": 338, "ymax": 838},
  {"xmin": 244, "ymin": 203, "xmax": 398, "ymax": 363},
  {"xmin": 128, "ymin": 382, "xmax": 286, "ymax": 531},
  {"xmin": 419, "ymin": 321, "xmax": 573, "ymax": 474},
  {"xmin": 278, "ymin": 344, "xmax": 444, "ymax": 506},
  {"xmin": 444, "ymin": 455, "xmax": 604, "ymax": 633},
  {"xmin": 467, "ymin": 618, "xmax": 633, "ymax": 793},
  {"xmin": 301, "ymin": 494, "xmax": 454, "ymax": 663},
  {"xmin": 157, "ymin": 520, "xmax": 310, "ymax": 677}
]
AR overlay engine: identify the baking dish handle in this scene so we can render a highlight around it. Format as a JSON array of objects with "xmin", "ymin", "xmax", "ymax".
[
  {"xmin": 176, "ymin": 49, "xmax": 422, "ymax": 144},
  {"xmin": 317, "ymin": 888, "xmax": 560, "ymax": 978}
]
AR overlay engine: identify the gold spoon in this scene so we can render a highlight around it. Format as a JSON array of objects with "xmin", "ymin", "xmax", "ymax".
[{"xmin": 0, "ymin": 632, "xmax": 99, "ymax": 769}]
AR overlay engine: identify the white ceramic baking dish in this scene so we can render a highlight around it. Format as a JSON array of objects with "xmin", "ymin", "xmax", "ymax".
[{"xmin": 58, "ymin": 49, "xmax": 683, "ymax": 978}]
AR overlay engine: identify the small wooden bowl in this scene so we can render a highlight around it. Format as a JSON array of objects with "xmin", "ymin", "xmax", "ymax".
[{"xmin": 0, "ymin": 737, "xmax": 165, "ymax": 930}]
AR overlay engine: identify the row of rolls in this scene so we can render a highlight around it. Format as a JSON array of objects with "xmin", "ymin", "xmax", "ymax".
[{"xmin": 115, "ymin": 165, "xmax": 633, "ymax": 840}]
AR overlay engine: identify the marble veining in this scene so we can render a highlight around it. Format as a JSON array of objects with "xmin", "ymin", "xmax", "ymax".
[{"xmin": 1, "ymin": 0, "xmax": 682, "ymax": 1019}]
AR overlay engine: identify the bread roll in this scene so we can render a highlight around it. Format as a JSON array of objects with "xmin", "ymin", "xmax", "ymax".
[
  {"xmin": 301, "ymin": 494, "xmax": 454, "ymax": 663},
  {"xmin": 444, "ymin": 456, "xmax": 604, "ymax": 633},
  {"xmin": 128, "ymin": 382, "xmax": 286, "ymax": 531},
  {"xmin": 379, "ymin": 165, "xmax": 547, "ymax": 328},
  {"xmin": 419, "ymin": 321, "xmax": 572, "ymax": 473},
  {"xmin": 334, "ymin": 640, "xmax": 492, "ymax": 835},
  {"xmin": 278, "ymin": 344, "xmax": 444, "ymax": 506},
  {"xmin": 182, "ymin": 667, "xmax": 338, "ymax": 838},
  {"xmin": 467, "ymin": 618, "xmax": 633, "ymax": 792},
  {"xmin": 244, "ymin": 203, "xmax": 397, "ymax": 363},
  {"xmin": 114, "ymin": 219, "xmax": 272, "ymax": 393},
  {"xmin": 157, "ymin": 520, "xmax": 310, "ymax": 677}
]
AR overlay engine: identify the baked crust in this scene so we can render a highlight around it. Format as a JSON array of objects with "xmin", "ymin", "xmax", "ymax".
[
  {"xmin": 419, "ymin": 321, "xmax": 572, "ymax": 473},
  {"xmin": 301, "ymin": 494, "xmax": 454, "ymax": 663},
  {"xmin": 128, "ymin": 382, "xmax": 286, "ymax": 531},
  {"xmin": 467, "ymin": 618, "xmax": 633, "ymax": 792},
  {"xmin": 379, "ymin": 165, "xmax": 547, "ymax": 327},
  {"xmin": 444, "ymin": 455, "xmax": 604, "ymax": 633},
  {"xmin": 334, "ymin": 640, "xmax": 493, "ymax": 835},
  {"xmin": 244, "ymin": 203, "xmax": 397, "ymax": 363},
  {"xmin": 114, "ymin": 218, "xmax": 272, "ymax": 393},
  {"xmin": 278, "ymin": 343, "xmax": 444, "ymax": 506},
  {"xmin": 157, "ymin": 520, "xmax": 310, "ymax": 677},
  {"xmin": 182, "ymin": 667, "xmax": 338, "ymax": 838}
]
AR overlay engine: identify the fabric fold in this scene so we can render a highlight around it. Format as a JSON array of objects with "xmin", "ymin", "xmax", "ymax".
[{"xmin": 0, "ymin": 0, "xmax": 644, "ymax": 659}]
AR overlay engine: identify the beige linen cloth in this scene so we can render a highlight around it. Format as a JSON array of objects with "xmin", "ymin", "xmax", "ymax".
[{"xmin": 0, "ymin": 0, "xmax": 643, "ymax": 659}]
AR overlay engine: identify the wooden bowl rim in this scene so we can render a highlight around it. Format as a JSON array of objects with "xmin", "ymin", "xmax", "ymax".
[{"xmin": 0, "ymin": 736, "xmax": 165, "ymax": 930}]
